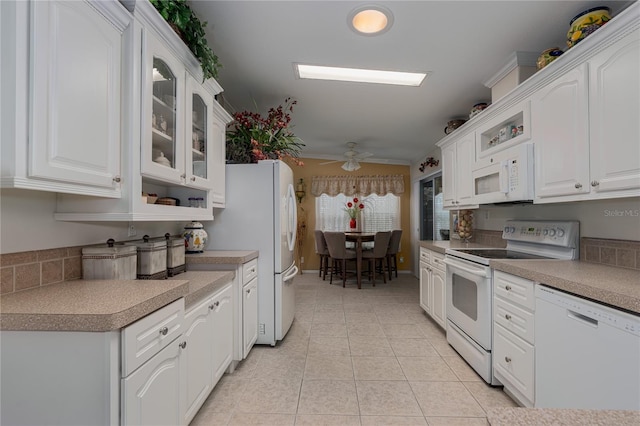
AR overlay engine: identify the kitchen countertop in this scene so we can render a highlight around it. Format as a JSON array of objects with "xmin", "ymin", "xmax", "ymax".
[
  {"xmin": 0, "ymin": 270, "xmax": 234, "ymax": 332},
  {"xmin": 186, "ymin": 250, "xmax": 259, "ymax": 265},
  {"xmin": 420, "ymin": 240, "xmax": 640, "ymax": 314},
  {"xmin": 486, "ymin": 407, "xmax": 640, "ymax": 425}
]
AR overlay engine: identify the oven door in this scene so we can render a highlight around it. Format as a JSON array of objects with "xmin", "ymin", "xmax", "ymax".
[{"xmin": 444, "ymin": 255, "xmax": 493, "ymax": 350}]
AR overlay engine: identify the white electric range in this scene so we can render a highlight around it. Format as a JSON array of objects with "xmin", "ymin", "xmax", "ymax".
[{"xmin": 443, "ymin": 220, "xmax": 580, "ymax": 385}]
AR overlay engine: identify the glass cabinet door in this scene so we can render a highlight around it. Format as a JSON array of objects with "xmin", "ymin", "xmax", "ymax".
[
  {"xmin": 151, "ymin": 58, "xmax": 177, "ymax": 170},
  {"xmin": 191, "ymin": 93, "xmax": 207, "ymax": 179},
  {"xmin": 185, "ymin": 75, "xmax": 215, "ymax": 191}
]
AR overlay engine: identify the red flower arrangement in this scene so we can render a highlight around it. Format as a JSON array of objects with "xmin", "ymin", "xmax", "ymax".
[
  {"xmin": 344, "ymin": 197, "xmax": 365, "ymax": 219},
  {"xmin": 226, "ymin": 97, "xmax": 304, "ymax": 166}
]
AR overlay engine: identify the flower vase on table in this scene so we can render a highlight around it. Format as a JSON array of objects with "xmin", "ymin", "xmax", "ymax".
[
  {"xmin": 345, "ymin": 197, "xmax": 364, "ymax": 232},
  {"xmin": 349, "ymin": 218, "xmax": 357, "ymax": 231}
]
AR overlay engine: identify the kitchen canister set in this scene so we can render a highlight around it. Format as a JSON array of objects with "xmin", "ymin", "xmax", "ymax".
[{"xmin": 82, "ymin": 233, "xmax": 188, "ymax": 280}]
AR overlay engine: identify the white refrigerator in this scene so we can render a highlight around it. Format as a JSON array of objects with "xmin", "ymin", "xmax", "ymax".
[{"xmin": 205, "ymin": 160, "xmax": 298, "ymax": 345}]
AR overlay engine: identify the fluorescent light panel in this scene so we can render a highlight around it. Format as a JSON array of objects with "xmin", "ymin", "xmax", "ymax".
[{"xmin": 296, "ymin": 64, "xmax": 427, "ymax": 86}]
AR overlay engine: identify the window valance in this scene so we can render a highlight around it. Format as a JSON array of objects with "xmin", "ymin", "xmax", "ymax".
[{"xmin": 311, "ymin": 175, "xmax": 405, "ymax": 197}]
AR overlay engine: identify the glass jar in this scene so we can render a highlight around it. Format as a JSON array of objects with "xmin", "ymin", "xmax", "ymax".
[
  {"xmin": 457, "ymin": 209, "xmax": 474, "ymax": 242},
  {"xmin": 188, "ymin": 197, "xmax": 198, "ymax": 208}
]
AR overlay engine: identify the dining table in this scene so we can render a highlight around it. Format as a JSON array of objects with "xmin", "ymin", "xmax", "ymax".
[{"xmin": 345, "ymin": 232, "xmax": 375, "ymax": 289}]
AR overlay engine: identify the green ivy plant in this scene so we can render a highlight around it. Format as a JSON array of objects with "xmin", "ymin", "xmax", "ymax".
[{"xmin": 150, "ymin": 0, "xmax": 221, "ymax": 81}]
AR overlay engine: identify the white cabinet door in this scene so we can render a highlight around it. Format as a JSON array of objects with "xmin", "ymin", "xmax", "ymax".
[
  {"xmin": 183, "ymin": 299, "xmax": 214, "ymax": 425},
  {"xmin": 589, "ymin": 28, "xmax": 640, "ymax": 195},
  {"xmin": 185, "ymin": 75, "xmax": 216, "ymax": 192},
  {"xmin": 243, "ymin": 277, "xmax": 259, "ymax": 358},
  {"xmin": 122, "ymin": 338, "xmax": 186, "ymax": 426},
  {"xmin": 456, "ymin": 133, "xmax": 476, "ymax": 207},
  {"xmin": 211, "ymin": 284, "xmax": 234, "ymax": 384},
  {"xmin": 431, "ymin": 267, "xmax": 447, "ymax": 329},
  {"xmin": 533, "ymin": 64, "xmax": 590, "ymax": 199},
  {"xmin": 419, "ymin": 262, "xmax": 432, "ymax": 313},
  {"xmin": 141, "ymin": 31, "xmax": 185, "ymax": 184},
  {"xmin": 210, "ymin": 105, "xmax": 229, "ymax": 207},
  {"xmin": 29, "ymin": 0, "xmax": 124, "ymax": 193},
  {"xmin": 441, "ymin": 144, "xmax": 457, "ymax": 208}
]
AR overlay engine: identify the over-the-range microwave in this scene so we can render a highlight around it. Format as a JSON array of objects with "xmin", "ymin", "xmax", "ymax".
[{"xmin": 471, "ymin": 143, "xmax": 534, "ymax": 204}]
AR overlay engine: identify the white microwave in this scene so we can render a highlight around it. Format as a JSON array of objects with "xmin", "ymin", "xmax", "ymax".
[{"xmin": 471, "ymin": 143, "xmax": 534, "ymax": 204}]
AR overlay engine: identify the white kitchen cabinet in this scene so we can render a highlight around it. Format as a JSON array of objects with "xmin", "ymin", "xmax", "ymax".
[
  {"xmin": 419, "ymin": 247, "xmax": 446, "ymax": 329},
  {"xmin": 243, "ymin": 276, "xmax": 259, "ymax": 356},
  {"xmin": 183, "ymin": 282, "xmax": 233, "ymax": 425},
  {"xmin": 441, "ymin": 132, "xmax": 479, "ymax": 210},
  {"xmin": 534, "ymin": 27, "xmax": 640, "ymax": 203},
  {"xmin": 54, "ymin": 0, "xmax": 232, "ymax": 221},
  {"xmin": 1, "ymin": 0, "xmax": 130, "ymax": 197},
  {"xmin": 492, "ymin": 270, "xmax": 536, "ymax": 407}
]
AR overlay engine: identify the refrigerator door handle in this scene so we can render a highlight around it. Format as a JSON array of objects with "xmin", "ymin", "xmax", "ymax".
[
  {"xmin": 283, "ymin": 264, "xmax": 299, "ymax": 282},
  {"xmin": 286, "ymin": 183, "xmax": 297, "ymax": 252}
]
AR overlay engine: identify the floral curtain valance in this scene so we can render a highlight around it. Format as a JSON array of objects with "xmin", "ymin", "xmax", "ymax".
[{"xmin": 311, "ymin": 175, "xmax": 405, "ymax": 197}]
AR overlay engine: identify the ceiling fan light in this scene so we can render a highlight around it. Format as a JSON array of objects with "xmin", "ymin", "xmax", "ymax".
[{"xmin": 342, "ymin": 159, "xmax": 361, "ymax": 172}]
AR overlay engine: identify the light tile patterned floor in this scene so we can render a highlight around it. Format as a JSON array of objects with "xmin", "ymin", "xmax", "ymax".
[{"xmin": 190, "ymin": 272, "xmax": 517, "ymax": 426}]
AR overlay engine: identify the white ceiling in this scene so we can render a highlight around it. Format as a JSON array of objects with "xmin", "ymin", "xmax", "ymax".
[{"xmin": 189, "ymin": 0, "xmax": 631, "ymax": 165}]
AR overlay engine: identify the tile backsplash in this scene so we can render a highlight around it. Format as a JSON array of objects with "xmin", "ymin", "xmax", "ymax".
[
  {"xmin": 580, "ymin": 237, "xmax": 640, "ymax": 271},
  {"xmin": 0, "ymin": 246, "xmax": 82, "ymax": 295}
]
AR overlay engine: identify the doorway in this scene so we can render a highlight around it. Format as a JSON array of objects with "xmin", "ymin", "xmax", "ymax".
[{"xmin": 420, "ymin": 173, "xmax": 450, "ymax": 241}]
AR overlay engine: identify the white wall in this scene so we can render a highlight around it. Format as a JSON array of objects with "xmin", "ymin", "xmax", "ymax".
[
  {"xmin": 0, "ymin": 189, "xmax": 184, "ymax": 254},
  {"xmin": 474, "ymin": 197, "xmax": 640, "ymax": 240}
]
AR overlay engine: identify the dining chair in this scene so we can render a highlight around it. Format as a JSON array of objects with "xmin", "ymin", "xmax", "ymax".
[
  {"xmin": 323, "ymin": 231, "xmax": 357, "ymax": 287},
  {"xmin": 314, "ymin": 230, "xmax": 330, "ymax": 280},
  {"xmin": 362, "ymin": 231, "xmax": 392, "ymax": 285},
  {"xmin": 385, "ymin": 229, "xmax": 403, "ymax": 280}
]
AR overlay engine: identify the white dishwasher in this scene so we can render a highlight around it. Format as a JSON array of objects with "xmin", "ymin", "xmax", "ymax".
[{"xmin": 535, "ymin": 285, "xmax": 640, "ymax": 410}]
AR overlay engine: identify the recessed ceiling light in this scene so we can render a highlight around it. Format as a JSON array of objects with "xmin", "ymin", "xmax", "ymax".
[
  {"xmin": 295, "ymin": 64, "xmax": 427, "ymax": 87},
  {"xmin": 348, "ymin": 5, "xmax": 393, "ymax": 36}
]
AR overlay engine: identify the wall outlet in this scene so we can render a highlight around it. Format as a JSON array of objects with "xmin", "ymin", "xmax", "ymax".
[
  {"xmin": 127, "ymin": 222, "xmax": 136, "ymax": 237},
  {"xmin": 301, "ymin": 256, "xmax": 304, "ymax": 263},
  {"xmin": 399, "ymin": 256, "xmax": 404, "ymax": 263}
]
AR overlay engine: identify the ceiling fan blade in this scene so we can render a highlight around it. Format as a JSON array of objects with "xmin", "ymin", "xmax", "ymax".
[
  {"xmin": 354, "ymin": 152, "xmax": 374, "ymax": 160},
  {"xmin": 319, "ymin": 160, "xmax": 341, "ymax": 165}
]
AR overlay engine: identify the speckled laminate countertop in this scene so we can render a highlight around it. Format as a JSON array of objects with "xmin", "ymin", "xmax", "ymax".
[
  {"xmin": 486, "ymin": 407, "xmax": 640, "ymax": 425},
  {"xmin": 0, "ymin": 270, "xmax": 235, "ymax": 332},
  {"xmin": 420, "ymin": 240, "xmax": 640, "ymax": 314},
  {"xmin": 186, "ymin": 250, "xmax": 258, "ymax": 265}
]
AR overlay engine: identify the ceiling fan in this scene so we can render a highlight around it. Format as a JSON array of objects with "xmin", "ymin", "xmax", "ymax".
[{"xmin": 320, "ymin": 142, "xmax": 374, "ymax": 171}]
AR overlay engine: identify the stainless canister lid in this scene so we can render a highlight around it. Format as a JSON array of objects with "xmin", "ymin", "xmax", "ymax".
[
  {"xmin": 82, "ymin": 238, "xmax": 137, "ymax": 258},
  {"xmin": 126, "ymin": 235, "xmax": 167, "ymax": 252}
]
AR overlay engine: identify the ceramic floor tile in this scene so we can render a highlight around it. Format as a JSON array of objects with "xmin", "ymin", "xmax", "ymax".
[
  {"xmin": 313, "ymin": 310, "xmax": 346, "ymax": 324},
  {"xmin": 388, "ymin": 338, "xmax": 440, "ymax": 357},
  {"xmin": 425, "ymin": 417, "xmax": 489, "ymax": 425},
  {"xmin": 304, "ymin": 355, "xmax": 354, "ymax": 380},
  {"xmin": 429, "ymin": 339, "xmax": 461, "ymax": 358},
  {"xmin": 345, "ymin": 311, "xmax": 379, "ymax": 324},
  {"xmin": 227, "ymin": 412, "xmax": 296, "ymax": 425},
  {"xmin": 397, "ymin": 356, "xmax": 459, "ymax": 382},
  {"xmin": 315, "ymin": 303, "xmax": 346, "ymax": 313},
  {"xmin": 347, "ymin": 322, "xmax": 386, "ymax": 337},
  {"xmin": 310, "ymin": 323, "xmax": 348, "ymax": 338},
  {"xmin": 308, "ymin": 336, "xmax": 351, "ymax": 357},
  {"xmin": 295, "ymin": 414, "xmax": 362, "ymax": 425},
  {"xmin": 360, "ymin": 415, "xmax": 428, "ymax": 425},
  {"xmin": 295, "ymin": 310, "xmax": 314, "ymax": 323},
  {"xmin": 235, "ymin": 376, "xmax": 302, "ymax": 414},
  {"xmin": 356, "ymin": 380, "xmax": 423, "ymax": 417},
  {"xmin": 195, "ymin": 375, "xmax": 248, "ymax": 414},
  {"xmin": 343, "ymin": 302, "xmax": 374, "ymax": 313},
  {"xmin": 348, "ymin": 335, "xmax": 395, "ymax": 357},
  {"xmin": 442, "ymin": 356, "xmax": 483, "ymax": 382},
  {"xmin": 462, "ymin": 382, "xmax": 519, "ymax": 410},
  {"xmin": 352, "ymin": 356, "xmax": 406, "ymax": 381},
  {"xmin": 297, "ymin": 379, "xmax": 360, "ymax": 415},
  {"xmin": 189, "ymin": 410, "xmax": 232, "ymax": 426},
  {"xmin": 381, "ymin": 323, "xmax": 426, "ymax": 338},
  {"xmin": 252, "ymin": 352, "xmax": 306, "ymax": 380},
  {"xmin": 409, "ymin": 381, "xmax": 485, "ymax": 417}
]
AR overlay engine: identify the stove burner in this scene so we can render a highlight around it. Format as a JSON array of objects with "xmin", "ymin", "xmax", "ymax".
[{"xmin": 451, "ymin": 249, "xmax": 552, "ymax": 260}]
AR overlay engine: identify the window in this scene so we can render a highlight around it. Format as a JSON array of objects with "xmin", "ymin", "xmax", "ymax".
[{"xmin": 315, "ymin": 193, "xmax": 400, "ymax": 233}]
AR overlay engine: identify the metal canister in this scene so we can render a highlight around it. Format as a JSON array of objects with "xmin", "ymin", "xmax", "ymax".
[
  {"xmin": 159, "ymin": 233, "xmax": 186, "ymax": 276},
  {"xmin": 126, "ymin": 235, "xmax": 167, "ymax": 280},
  {"xmin": 82, "ymin": 239, "xmax": 137, "ymax": 280}
]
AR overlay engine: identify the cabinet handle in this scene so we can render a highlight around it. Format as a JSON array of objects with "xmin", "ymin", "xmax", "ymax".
[
  {"xmin": 505, "ymin": 314, "xmax": 512, "ymax": 320},
  {"xmin": 180, "ymin": 173, "xmax": 186, "ymax": 180},
  {"xmin": 191, "ymin": 176, "xmax": 196, "ymax": 182},
  {"xmin": 574, "ymin": 183, "xmax": 582, "ymax": 189},
  {"xmin": 112, "ymin": 176, "xmax": 121, "ymax": 183},
  {"xmin": 505, "ymin": 285, "xmax": 512, "ymax": 291},
  {"xmin": 159, "ymin": 327, "xmax": 168, "ymax": 336},
  {"xmin": 246, "ymin": 289, "xmax": 251, "ymax": 294},
  {"xmin": 179, "ymin": 341, "xmax": 187, "ymax": 349},
  {"xmin": 208, "ymin": 304, "xmax": 215, "ymax": 310},
  {"xmin": 591, "ymin": 180, "xmax": 599, "ymax": 187},
  {"xmin": 505, "ymin": 356, "xmax": 512, "ymax": 363}
]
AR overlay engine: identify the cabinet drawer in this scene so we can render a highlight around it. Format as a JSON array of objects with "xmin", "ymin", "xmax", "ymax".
[
  {"xmin": 494, "ymin": 297, "xmax": 534, "ymax": 344},
  {"xmin": 493, "ymin": 323, "xmax": 534, "ymax": 403},
  {"xmin": 430, "ymin": 251, "xmax": 445, "ymax": 271},
  {"xmin": 122, "ymin": 298, "xmax": 184, "ymax": 377},
  {"xmin": 242, "ymin": 259, "xmax": 258, "ymax": 284},
  {"xmin": 494, "ymin": 271, "xmax": 535, "ymax": 310},
  {"xmin": 420, "ymin": 248, "xmax": 431, "ymax": 264}
]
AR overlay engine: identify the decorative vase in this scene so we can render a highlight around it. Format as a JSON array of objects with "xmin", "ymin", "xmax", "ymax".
[
  {"xmin": 567, "ymin": 6, "xmax": 611, "ymax": 48},
  {"xmin": 183, "ymin": 221, "xmax": 208, "ymax": 253},
  {"xmin": 349, "ymin": 218, "xmax": 357, "ymax": 230},
  {"xmin": 537, "ymin": 47, "xmax": 564, "ymax": 70}
]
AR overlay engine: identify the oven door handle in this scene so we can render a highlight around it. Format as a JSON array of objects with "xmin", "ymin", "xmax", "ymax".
[{"xmin": 443, "ymin": 258, "xmax": 490, "ymax": 278}]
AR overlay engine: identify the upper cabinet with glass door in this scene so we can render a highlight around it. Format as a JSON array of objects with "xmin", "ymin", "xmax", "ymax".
[{"xmin": 186, "ymin": 75, "xmax": 215, "ymax": 191}]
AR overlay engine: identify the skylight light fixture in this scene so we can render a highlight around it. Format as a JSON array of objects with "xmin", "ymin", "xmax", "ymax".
[
  {"xmin": 348, "ymin": 5, "xmax": 393, "ymax": 36},
  {"xmin": 295, "ymin": 64, "xmax": 427, "ymax": 87}
]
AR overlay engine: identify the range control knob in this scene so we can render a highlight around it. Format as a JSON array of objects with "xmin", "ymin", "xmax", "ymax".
[
  {"xmin": 509, "ymin": 226, "xmax": 516, "ymax": 233},
  {"xmin": 557, "ymin": 228, "xmax": 565, "ymax": 237},
  {"xmin": 504, "ymin": 226, "xmax": 511, "ymax": 234},
  {"xmin": 548, "ymin": 229, "xmax": 556, "ymax": 237},
  {"xmin": 543, "ymin": 229, "xmax": 549, "ymax": 236}
]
